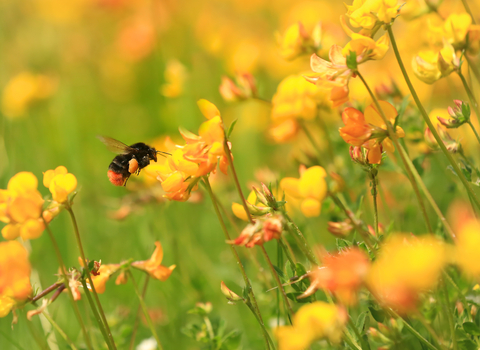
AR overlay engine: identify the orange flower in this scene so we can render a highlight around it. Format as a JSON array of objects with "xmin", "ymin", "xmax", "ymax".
[
  {"xmin": 132, "ymin": 242, "xmax": 176, "ymax": 281},
  {"xmin": 90, "ymin": 264, "xmax": 120, "ymax": 294},
  {"xmin": 229, "ymin": 214, "xmax": 284, "ymax": 248},
  {"xmin": 339, "ymin": 107, "xmax": 376, "ymax": 146},
  {"xmin": 280, "ymin": 166, "xmax": 328, "ymax": 217},
  {"xmin": 0, "ymin": 241, "xmax": 32, "ymax": 301},
  {"xmin": 299, "ymin": 248, "xmax": 370, "ymax": 305},
  {"xmin": 43, "ymin": 166, "xmax": 78, "ymax": 204},
  {"xmin": 0, "ymin": 172, "xmax": 45, "ymax": 240},
  {"xmin": 219, "ymin": 72, "xmax": 257, "ymax": 102}
]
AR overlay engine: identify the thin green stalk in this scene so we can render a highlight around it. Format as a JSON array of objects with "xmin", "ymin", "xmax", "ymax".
[
  {"xmin": 223, "ymin": 138, "xmax": 254, "ymax": 224},
  {"xmin": 80, "ymin": 278, "xmax": 112, "ymax": 349},
  {"xmin": 356, "ymin": 70, "xmax": 434, "ymax": 233},
  {"xmin": 443, "ymin": 270, "xmax": 473, "ymax": 322},
  {"xmin": 245, "ymin": 302, "xmax": 275, "ymax": 350},
  {"xmin": 387, "ymin": 308, "xmax": 439, "ymax": 350},
  {"xmin": 465, "ymin": 55, "xmax": 480, "ymax": 83},
  {"xmin": 415, "ymin": 312, "xmax": 446, "ymax": 350},
  {"xmin": 42, "ymin": 312, "xmax": 79, "ymax": 350},
  {"xmin": 278, "ymin": 238, "xmax": 296, "ymax": 268},
  {"xmin": 260, "ymin": 245, "xmax": 293, "ymax": 319},
  {"xmin": 202, "ymin": 177, "xmax": 271, "ymax": 348},
  {"xmin": 328, "ymin": 192, "xmax": 375, "ymax": 251},
  {"xmin": 467, "ymin": 121, "xmax": 480, "ymax": 146},
  {"xmin": 126, "ymin": 270, "xmax": 163, "ymax": 350},
  {"xmin": 440, "ymin": 278, "xmax": 457, "ymax": 350},
  {"xmin": 347, "ymin": 317, "xmax": 365, "ymax": 350},
  {"xmin": 30, "ymin": 282, "xmax": 63, "ymax": 303},
  {"xmin": 387, "ymin": 25, "xmax": 480, "ymax": 211},
  {"xmin": 43, "ymin": 220, "xmax": 93, "ymax": 350},
  {"xmin": 299, "ymin": 121, "xmax": 325, "ymax": 167},
  {"xmin": 129, "ymin": 275, "xmax": 150, "ymax": 350},
  {"xmin": 24, "ymin": 312, "xmax": 50, "ymax": 350},
  {"xmin": 397, "ymin": 144, "xmax": 456, "ymax": 240},
  {"xmin": 370, "ymin": 168, "xmax": 379, "ymax": 237},
  {"xmin": 283, "ymin": 213, "xmax": 319, "ymax": 264},
  {"xmin": 317, "ymin": 113, "xmax": 336, "ymax": 165},
  {"xmin": 66, "ymin": 206, "xmax": 117, "ymax": 350},
  {"xmin": 458, "ymin": 71, "xmax": 480, "ymax": 124},
  {"xmin": 343, "ymin": 328, "xmax": 362, "ymax": 350},
  {"xmin": 461, "ymin": 0, "xmax": 476, "ymax": 24}
]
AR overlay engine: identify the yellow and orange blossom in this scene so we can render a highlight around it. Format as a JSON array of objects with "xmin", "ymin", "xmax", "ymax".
[
  {"xmin": 280, "ymin": 166, "xmax": 327, "ymax": 217},
  {"xmin": 454, "ymin": 219, "xmax": 480, "ymax": 279},
  {"xmin": 275, "ymin": 301, "xmax": 347, "ymax": 350},
  {"xmin": 0, "ymin": 172, "xmax": 45, "ymax": 240},
  {"xmin": 43, "ymin": 166, "xmax": 78, "ymax": 203},
  {"xmin": 132, "ymin": 241, "xmax": 176, "ymax": 281},
  {"xmin": 0, "ymin": 241, "xmax": 32, "ymax": 317}
]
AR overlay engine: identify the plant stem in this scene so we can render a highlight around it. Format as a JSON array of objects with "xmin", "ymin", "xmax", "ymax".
[
  {"xmin": 461, "ymin": 0, "xmax": 476, "ymax": 24},
  {"xmin": 31, "ymin": 282, "xmax": 63, "ymax": 303},
  {"xmin": 443, "ymin": 270, "xmax": 474, "ymax": 322},
  {"xmin": 328, "ymin": 192, "xmax": 375, "ymax": 251},
  {"xmin": 223, "ymin": 139, "xmax": 253, "ymax": 224},
  {"xmin": 343, "ymin": 328, "xmax": 362, "ymax": 350},
  {"xmin": 283, "ymin": 213, "xmax": 319, "ymax": 264},
  {"xmin": 347, "ymin": 317, "xmax": 365, "ymax": 349},
  {"xmin": 42, "ymin": 312, "xmax": 79, "ymax": 350},
  {"xmin": 387, "ymin": 25, "xmax": 480, "ymax": 210},
  {"xmin": 415, "ymin": 312, "xmax": 446, "ymax": 350},
  {"xmin": 24, "ymin": 311, "xmax": 50, "ymax": 350},
  {"xmin": 129, "ymin": 275, "xmax": 150, "ymax": 350},
  {"xmin": 66, "ymin": 206, "xmax": 117, "ymax": 350},
  {"xmin": 80, "ymin": 278, "xmax": 112, "ymax": 349},
  {"xmin": 465, "ymin": 55, "xmax": 480, "ymax": 83},
  {"xmin": 260, "ymin": 245, "xmax": 293, "ymax": 319},
  {"xmin": 440, "ymin": 278, "xmax": 457, "ymax": 350},
  {"xmin": 245, "ymin": 302, "xmax": 275, "ymax": 350},
  {"xmin": 370, "ymin": 168, "xmax": 379, "ymax": 237},
  {"xmin": 356, "ymin": 70, "xmax": 434, "ymax": 233},
  {"xmin": 278, "ymin": 238, "xmax": 296, "ymax": 268},
  {"xmin": 458, "ymin": 71, "xmax": 480, "ymax": 124},
  {"xmin": 202, "ymin": 177, "xmax": 271, "ymax": 347},
  {"xmin": 468, "ymin": 121, "xmax": 480, "ymax": 146},
  {"xmin": 126, "ymin": 270, "xmax": 163, "ymax": 350},
  {"xmin": 43, "ymin": 220, "xmax": 93, "ymax": 350},
  {"xmin": 299, "ymin": 121, "xmax": 325, "ymax": 167},
  {"xmin": 388, "ymin": 308, "xmax": 439, "ymax": 350}
]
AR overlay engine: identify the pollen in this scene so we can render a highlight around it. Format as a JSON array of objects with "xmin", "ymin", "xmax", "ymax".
[
  {"xmin": 128, "ymin": 158, "xmax": 139, "ymax": 174},
  {"xmin": 107, "ymin": 170, "xmax": 125, "ymax": 186}
]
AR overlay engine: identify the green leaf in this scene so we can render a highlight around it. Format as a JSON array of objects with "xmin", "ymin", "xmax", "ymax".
[
  {"xmin": 463, "ymin": 322, "xmax": 480, "ymax": 336},
  {"xmin": 458, "ymin": 339, "xmax": 477, "ymax": 350},
  {"xmin": 356, "ymin": 311, "xmax": 368, "ymax": 332},
  {"xmin": 273, "ymin": 264, "xmax": 286, "ymax": 280},
  {"xmin": 226, "ymin": 119, "xmax": 238, "ymax": 138},
  {"xmin": 295, "ymin": 263, "xmax": 308, "ymax": 276},
  {"xmin": 336, "ymin": 238, "xmax": 351, "ymax": 251},
  {"xmin": 346, "ymin": 51, "xmax": 358, "ymax": 70},
  {"xmin": 412, "ymin": 155, "xmax": 425, "ymax": 177},
  {"xmin": 394, "ymin": 95, "xmax": 411, "ymax": 128},
  {"xmin": 369, "ymin": 306, "xmax": 386, "ymax": 323},
  {"xmin": 286, "ymin": 292, "xmax": 313, "ymax": 303}
]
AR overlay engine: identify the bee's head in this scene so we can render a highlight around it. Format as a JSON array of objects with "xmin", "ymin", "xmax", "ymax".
[{"xmin": 149, "ymin": 147, "xmax": 158, "ymax": 162}]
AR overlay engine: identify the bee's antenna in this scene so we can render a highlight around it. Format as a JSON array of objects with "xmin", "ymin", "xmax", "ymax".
[{"xmin": 157, "ymin": 150, "xmax": 171, "ymax": 157}]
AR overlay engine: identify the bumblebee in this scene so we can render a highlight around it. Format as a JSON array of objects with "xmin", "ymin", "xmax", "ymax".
[{"xmin": 97, "ymin": 136, "xmax": 169, "ymax": 186}]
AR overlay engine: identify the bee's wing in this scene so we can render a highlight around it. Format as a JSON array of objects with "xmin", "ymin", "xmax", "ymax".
[{"xmin": 97, "ymin": 136, "xmax": 135, "ymax": 154}]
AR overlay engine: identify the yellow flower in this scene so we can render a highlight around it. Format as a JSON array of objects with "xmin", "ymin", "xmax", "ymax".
[
  {"xmin": 444, "ymin": 13, "xmax": 472, "ymax": 48},
  {"xmin": 276, "ymin": 22, "xmax": 318, "ymax": 61},
  {"xmin": 132, "ymin": 242, "xmax": 176, "ymax": 281},
  {"xmin": 232, "ymin": 191, "xmax": 257, "ymax": 222},
  {"xmin": 1, "ymin": 172, "xmax": 45, "ymax": 240},
  {"xmin": 412, "ymin": 40, "xmax": 458, "ymax": 84},
  {"xmin": 0, "ymin": 295, "xmax": 15, "ymax": 318},
  {"xmin": 43, "ymin": 166, "xmax": 77, "ymax": 203},
  {"xmin": 275, "ymin": 302, "xmax": 347, "ymax": 350},
  {"xmin": 280, "ymin": 166, "xmax": 327, "ymax": 217},
  {"xmin": 368, "ymin": 234, "xmax": 447, "ymax": 313},
  {"xmin": 454, "ymin": 219, "xmax": 480, "ymax": 278},
  {"xmin": 1, "ymin": 72, "xmax": 56, "ymax": 119},
  {"xmin": 160, "ymin": 59, "xmax": 188, "ymax": 98},
  {"xmin": 90, "ymin": 264, "xmax": 121, "ymax": 294},
  {"xmin": 346, "ymin": 0, "xmax": 401, "ymax": 30},
  {"xmin": 0, "ymin": 241, "xmax": 32, "ymax": 301}
]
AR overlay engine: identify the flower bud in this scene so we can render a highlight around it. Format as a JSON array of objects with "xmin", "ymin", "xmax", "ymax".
[
  {"xmin": 439, "ymin": 100, "xmax": 470, "ymax": 129},
  {"xmin": 252, "ymin": 186, "xmax": 268, "ymax": 206},
  {"xmin": 220, "ymin": 281, "xmax": 244, "ymax": 303},
  {"xmin": 327, "ymin": 220, "xmax": 354, "ymax": 237},
  {"xmin": 262, "ymin": 215, "xmax": 284, "ymax": 241},
  {"xmin": 349, "ymin": 146, "xmax": 369, "ymax": 166},
  {"xmin": 329, "ymin": 172, "xmax": 345, "ymax": 193}
]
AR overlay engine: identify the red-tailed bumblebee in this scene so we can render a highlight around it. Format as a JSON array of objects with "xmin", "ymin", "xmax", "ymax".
[{"xmin": 98, "ymin": 136, "xmax": 169, "ymax": 186}]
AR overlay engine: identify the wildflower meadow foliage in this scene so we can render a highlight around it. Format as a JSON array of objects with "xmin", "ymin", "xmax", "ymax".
[{"xmin": 2, "ymin": 0, "xmax": 480, "ymax": 349}]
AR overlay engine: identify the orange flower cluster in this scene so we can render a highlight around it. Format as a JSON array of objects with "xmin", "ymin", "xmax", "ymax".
[
  {"xmin": 229, "ymin": 214, "xmax": 283, "ymax": 248},
  {"xmin": 0, "ymin": 172, "xmax": 45, "ymax": 240},
  {"xmin": 132, "ymin": 241, "xmax": 176, "ymax": 281},
  {"xmin": 299, "ymin": 248, "xmax": 370, "ymax": 305},
  {"xmin": 340, "ymin": 101, "xmax": 404, "ymax": 164},
  {"xmin": 151, "ymin": 100, "xmax": 229, "ymax": 201},
  {"xmin": 0, "ymin": 241, "xmax": 32, "ymax": 317}
]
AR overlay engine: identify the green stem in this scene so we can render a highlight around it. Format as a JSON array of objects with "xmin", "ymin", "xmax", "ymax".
[
  {"xmin": 397, "ymin": 143, "xmax": 456, "ymax": 240},
  {"xmin": 347, "ymin": 317, "xmax": 365, "ymax": 350},
  {"xmin": 415, "ymin": 312, "xmax": 446, "ymax": 350},
  {"xmin": 387, "ymin": 25, "xmax": 480, "ymax": 210},
  {"xmin": 80, "ymin": 278, "xmax": 112, "ymax": 349},
  {"xmin": 278, "ymin": 238, "xmax": 296, "ymax": 268},
  {"xmin": 299, "ymin": 120, "xmax": 325, "ymax": 167},
  {"xmin": 129, "ymin": 276, "xmax": 150, "ymax": 350},
  {"xmin": 440, "ymin": 278, "xmax": 457, "ymax": 350},
  {"xmin": 356, "ymin": 70, "xmax": 434, "ymax": 233},
  {"xmin": 223, "ymin": 138, "xmax": 253, "ymax": 224},
  {"xmin": 126, "ymin": 270, "xmax": 163, "ymax": 350},
  {"xmin": 328, "ymin": 192, "xmax": 375, "ymax": 251},
  {"xmin": 343, "ymin": 328, "xmax": 362, "ymax": 350},
  {"xmin": 370, "ymin": 168, "xmax": 379, "ymax": 237},
  {"xmin": 260, "ymin": 245, "xmax": 293, "ymax": 319},
  {"xmin": 202, "ymin": 177, "xmax": 271, "ymax": 347},
  {"xmin": 24, "ymin": 312, "xmax": 50, "ymax": 350},
  {"xmin": 42, "ymin": 312, "xmax": 79, "ymax": 350},
  {"xmin": 458, "ymin": 71, "xmax": 480, "ymax": 125},
  {"xmin": 468, "ymin": 121, "xmax": 480, "ymax": 146},
  {"xmin": 388, "ymin": 308, "xmax": 439, "ymax": 350},
  {"xmin": 66, "ymin": 207, "xmax": 117, "ymax": 350},
  {"xmin": 245, "ymin": 302, "xmax": 275, "ymax": 350},
  {"xmin": 283, "ymin": 213, "xmax": 319, "ymax": 264},
  {"xmin": 43, "ymin": 219, "xmax": 93, "ymax": 350},
  {"xmin": 30, "ymin": 282, "xmax": 63, "ymax": 303},
  {"xmin": 465, "ymin": 55, "xmax": 480, "ymax": 83},
  {"xmin": 443, "ymin": 270, "xmax": 473, "ymax": 322}
]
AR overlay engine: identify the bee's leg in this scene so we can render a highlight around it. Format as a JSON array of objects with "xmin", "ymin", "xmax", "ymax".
[{"xmin": 123, "ymin": 175, "xmax": 130, "ymax": 187}]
